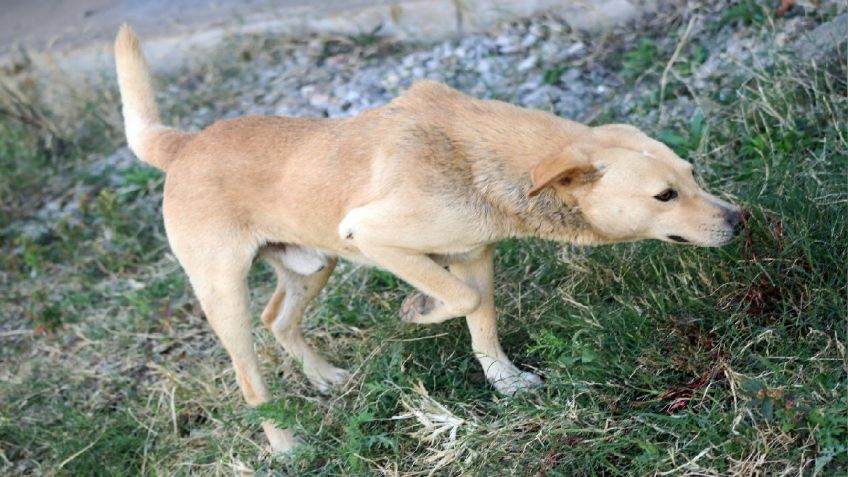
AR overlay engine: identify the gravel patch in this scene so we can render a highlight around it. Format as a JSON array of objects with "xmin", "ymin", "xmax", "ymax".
[
  {"xmin": 199, "ymin": 16, "xmax": 616, "ymax": 122},
  {"xmin": 155, "ymin": 1, "xmax": 841, "ymax": 133}
]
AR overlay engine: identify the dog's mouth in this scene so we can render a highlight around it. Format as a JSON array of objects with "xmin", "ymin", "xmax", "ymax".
[{"xmin": 667, "ymin": 235, "xmax": 689, "ymax": 243}]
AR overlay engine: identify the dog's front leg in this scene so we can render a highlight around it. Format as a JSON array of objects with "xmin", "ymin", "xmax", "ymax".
[
  {"xmin": 358, "ymin": 241, "xmax": 482, "ymax": 322},
  {"xmin": 450, "ymin": 245, "xmax": 543, "ymax": 395},
  {"xmin": 340, "ymin": 204, "xmax": 482, "ymax": 322}
]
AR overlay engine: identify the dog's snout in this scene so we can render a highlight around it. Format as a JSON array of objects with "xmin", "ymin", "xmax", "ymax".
[{"xmin": 726, "ymin": 208, "xmax": 744, "ymax": 236}]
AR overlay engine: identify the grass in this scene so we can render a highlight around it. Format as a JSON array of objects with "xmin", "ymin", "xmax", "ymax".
[{"xmin": 1, "ymin": 5, "xmax": 846, "ymax": 476}]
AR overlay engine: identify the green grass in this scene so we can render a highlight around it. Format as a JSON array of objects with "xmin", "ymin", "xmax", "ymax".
[
  {"xmin": 1, "ymin": 10, "xmax": 846, "ymax": 476},
  {"xmin": 717, "ymin": 0, "xmax": 769, "ymax": 28}
]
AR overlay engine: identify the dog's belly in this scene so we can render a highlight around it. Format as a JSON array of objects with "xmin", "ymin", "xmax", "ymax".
[
  {"xmin": 323, "ymin": 242, "xmax": 488, "ymax": 270},
  {"xmin": 428, "ymin": 248, "xmax": 487, "ymax": 266},
  {"xmin": 335, "ymin": 251, "xmax": 379, "ymax": 267},
  {"xmin": 283, "ymin": 235, "xmax": 487, "ymax": 270}
]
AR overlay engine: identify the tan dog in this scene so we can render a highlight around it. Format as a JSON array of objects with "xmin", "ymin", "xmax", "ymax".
[{"xmin": 115, "ymin": 25, "xmax": 742, "ymax": 452}]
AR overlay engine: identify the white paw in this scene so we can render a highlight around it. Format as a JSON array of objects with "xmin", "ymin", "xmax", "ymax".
[
  {"xmin": 487, "ymin": 363, "xmax": 543, "ymax": 396},
  {"xmin": 304, "ymin": 363, "xmax": 351, "ymax": 394}
]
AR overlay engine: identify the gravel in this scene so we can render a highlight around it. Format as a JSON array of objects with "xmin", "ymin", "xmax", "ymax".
[
  {"xmin": 181, "ymin": 15, "xmax": 621, "ymax": 123},
  {"xmin": 170, "ymin": 1, "xmax": 840, "ymax": 132}
]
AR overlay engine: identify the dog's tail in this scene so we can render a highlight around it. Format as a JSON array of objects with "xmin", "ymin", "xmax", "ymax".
[{"xmin": 115, "ymin": 24, "xmax": 193, "ymax": 171}]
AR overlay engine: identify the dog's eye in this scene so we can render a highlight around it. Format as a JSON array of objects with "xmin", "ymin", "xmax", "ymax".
[{"xmin": 654, "ymin": 189, "xmax": 677, "ymax": 202}]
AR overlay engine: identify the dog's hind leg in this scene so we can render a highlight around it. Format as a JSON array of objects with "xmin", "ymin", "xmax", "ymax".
[
  {"xmin": 260, "ymin": 251, "xmax": 349, "ymax": 393},
  {"xmin": 450, "ymin": 245, "xmax": 543, "ymax": 396},
  {"xmin": 176, "ymin": 241, "xmax": 299, "ymax": 453}
]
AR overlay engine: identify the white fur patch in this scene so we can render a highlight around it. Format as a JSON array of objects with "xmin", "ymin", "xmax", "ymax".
[
  {"xmin": 123, "ymin": 108, "xmax": 146, "ymax": 157},
  {"xmin": 280, "ymin": 246, "xmax": 327, "ymax": 275}
]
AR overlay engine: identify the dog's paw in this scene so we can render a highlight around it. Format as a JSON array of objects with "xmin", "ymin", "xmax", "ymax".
[
  {"xmin": 401, "ymin": 292, "xmax": 436, "ymax": 321},
  {"xmin": 488, "ymin": 364, "xmax": 543, "ymax": 396},
  {"xmin": 304, "ymin": 362, "xmax": 350, "ymax": 394},
  {"xmin": 400, "ymin": 292, "xmax": 456, "ymax": 324},
  {"xmin": 265, "ymin": 426, "xmax": 302, "ymax": 454},
  {"xmin": 400, "ymin": 291, "xmax": 462, "ymax": 325}
]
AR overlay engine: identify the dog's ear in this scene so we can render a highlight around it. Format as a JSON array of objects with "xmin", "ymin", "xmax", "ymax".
[{"xmin": 528, "ymin": 146, "xmax": 603, "ymax": 197}]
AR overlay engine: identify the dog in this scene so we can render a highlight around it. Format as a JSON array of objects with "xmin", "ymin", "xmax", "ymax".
[{"xmin": 114, "ymin": 25, "xmax": 742, "ymax": 453}]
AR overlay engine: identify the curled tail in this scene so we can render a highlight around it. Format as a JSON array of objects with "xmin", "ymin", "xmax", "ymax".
[{"xmin": 115, "ymin": 25, "xmax": 192, "ymax": 171}]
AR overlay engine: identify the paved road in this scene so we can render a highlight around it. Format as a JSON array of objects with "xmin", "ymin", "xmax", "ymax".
[
  {"xmin": 0, "ymin": 0, "xmax": 644, "ymax": 75},
  {"xmin": 0, "ymin": 0, "xmax": 387, "ymax": 54}
]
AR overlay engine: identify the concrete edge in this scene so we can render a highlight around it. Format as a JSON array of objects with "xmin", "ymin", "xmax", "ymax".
[{"xmin": 2, "ymin": 0, "xmax": 650, "ymax": 78}]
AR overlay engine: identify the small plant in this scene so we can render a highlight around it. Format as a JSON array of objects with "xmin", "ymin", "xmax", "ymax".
[
  {"xmin": 658, "ymin": 110, "xmax": 705, "ymax": 156},
  {"xmin": 718, "ymin": 0, "xmax": 768, "ymax": 27},
  {"xmin": 349, "ymin": 24, "xmax": 385, "ymax": 49},
  {"xmin": 25, "ymin": 291, "xmax": 64, "ymax": 334},
  {"xmin": 623, "ymin": 38, "xmax": 658, "ymax": 80},
  {"xmin": 0, "ymin": 81, "xmax": 65, "ymax": 156},
  {"xmin": 740, "ymin": 379, "xmax": 809, "ymax": 423},
  {"xmin": 543, "ymin": 65, "xmax": 568, "ymax": 85}
]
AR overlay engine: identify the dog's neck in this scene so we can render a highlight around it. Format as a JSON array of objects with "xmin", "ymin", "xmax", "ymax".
[
  {"xmin": 391, "ymin": 85, "xmax": 611, "ymax": 245},
  {"xmin": 451, "ymin": 106, "xmax": 609, "ymax": 245},
  {"xmin": 471, "ymin": 161, "xmax": 607, "ymax": 245}
]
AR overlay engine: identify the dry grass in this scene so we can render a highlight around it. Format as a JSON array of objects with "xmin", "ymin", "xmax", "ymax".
[{"xmin": 1, "ymin": 2, "xmax": 846, "ymax": 475}]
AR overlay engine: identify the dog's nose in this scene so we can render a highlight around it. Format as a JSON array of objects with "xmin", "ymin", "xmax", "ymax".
[{"xmin": 726, "ymin": 208, "xmax": 744, "ymax": 236}]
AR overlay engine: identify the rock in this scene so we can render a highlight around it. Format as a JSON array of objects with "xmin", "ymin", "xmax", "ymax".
[
  {"xmin": 308, "ymin": 93, "xmax": 331, "ymax": 109},
  {"xmin": 792, "ymin": 13, "xmax": 847, "ymax": 63},
  {"xmin": 496, "ymin": 34, "xmax": 520, "ymax": 54},
  {"xmin": 520, "ymin": 33, "xmax": 538, "ymax": 49},
  {"xmin": 564, "ymin": 42, "xmax": 586, "ymax": 58},
  {"xmin": 517, "ymin": 54, "xmax": 538, "ymax": 72},
  {"xmin": 560, "ymin": 68, "xmax": 582, "ymax": 84},
  {"xmin": 521, "ymin": 85, "xmax": 564, "ymax": 110}
]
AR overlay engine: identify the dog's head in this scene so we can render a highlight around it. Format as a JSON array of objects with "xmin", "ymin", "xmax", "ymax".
[{"xmin": 528, "ymin": 124, "xmax": 743, "ymax": 247}]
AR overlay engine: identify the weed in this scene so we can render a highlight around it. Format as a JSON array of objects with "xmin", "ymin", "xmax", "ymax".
[
  {"xmin": 543, "ymin": 65, "xmax": 568, "ymax": 85},
  {"xmin": 658, "ymin": 110, "xmax": 705, "ymax": 156},
  {"xmin": 349, "ymin": 24, "xmax": 385, "ymax": 49},
  {"xmin": 718, "ymin": 0, "xmax": 769, "ymax": 27},
  {"xmin": 623, "ymin": 37, "xmax": 659, "ymax": 80}
]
